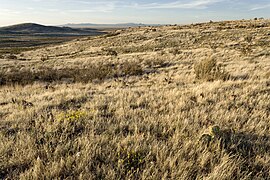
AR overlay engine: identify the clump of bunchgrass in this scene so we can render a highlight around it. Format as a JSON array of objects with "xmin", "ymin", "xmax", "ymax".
[{"xmin": 194, "ymin": 57, "xmax": 230, "ymax": 81}]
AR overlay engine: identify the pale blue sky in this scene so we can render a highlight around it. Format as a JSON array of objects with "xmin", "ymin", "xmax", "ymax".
[{"xmin": 0, "ymin": 0, "xmax": 269, "ymax": 26}]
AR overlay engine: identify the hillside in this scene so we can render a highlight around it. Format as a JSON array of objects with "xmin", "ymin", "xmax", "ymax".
[
  {"xmin": 0, "ymin": 23, "xmax": 105, "ymax": 51},
  {"xmin": 0, "ymin": 19, "xmax": 270, "ymax": 179},
  {"xmin": 0, "ymin": 23, "xmax": 99, "ymax": 34}
]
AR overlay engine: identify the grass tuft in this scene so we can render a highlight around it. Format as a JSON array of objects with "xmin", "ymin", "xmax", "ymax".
[{"xmin": 194, "ymin": 57, "xmax": 230, "ymax": 81}]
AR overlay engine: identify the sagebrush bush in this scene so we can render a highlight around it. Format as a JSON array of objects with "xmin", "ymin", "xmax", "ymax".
[{"xmin": 194, "ymin": 58, "xmax": 230, "ymax": 81}]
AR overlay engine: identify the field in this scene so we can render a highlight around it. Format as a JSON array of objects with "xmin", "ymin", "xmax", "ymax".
[
  {"xmin": 0, "ymin": 19, "xmax": 270, "ymax": 179},
  {"xmin": 0, "ymin": 33, "xmax": 106, "ymax": 56}
]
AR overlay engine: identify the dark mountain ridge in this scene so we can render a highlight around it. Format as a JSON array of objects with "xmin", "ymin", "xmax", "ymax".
[{"xmin": 0, "ymin": 23, "xmax": 101, "ymax": 34}]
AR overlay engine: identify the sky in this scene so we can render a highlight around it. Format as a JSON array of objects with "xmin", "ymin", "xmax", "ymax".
[{"xmin": 0, "ymin": 0, "xmax": 269, "ymax": 26}]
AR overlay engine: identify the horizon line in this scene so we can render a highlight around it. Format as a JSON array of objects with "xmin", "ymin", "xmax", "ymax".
[{"xmin": 0, "ymin": 17, "xmax": 268, "ymax": 28}]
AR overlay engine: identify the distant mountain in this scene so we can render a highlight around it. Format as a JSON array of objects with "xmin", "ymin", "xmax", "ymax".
[
  {"xmin": 0, "ymin": 23, "xmax": 103, "ymax": 35},
  {"xmin": 62, "ymin": 23, "xmax": 162, "ymax": 29}
]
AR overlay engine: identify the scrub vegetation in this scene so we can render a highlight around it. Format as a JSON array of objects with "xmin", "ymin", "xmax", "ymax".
[{"xmin": 0, "ymin": 19, "xmax": 270, "ymax": 179}]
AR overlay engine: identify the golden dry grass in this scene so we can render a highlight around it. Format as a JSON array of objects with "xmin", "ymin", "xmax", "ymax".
[{"xmin": 0, "ymin": 19, "xmax": 270, "ymax": 179}]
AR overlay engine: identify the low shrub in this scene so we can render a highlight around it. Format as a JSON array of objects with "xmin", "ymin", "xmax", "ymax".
[
  {"xmin": 0, "ymin": 61, "xmax": 144, "ymax": 86},
  {"xmin": 56, "ymin": 110, "xmax": 87, "ymax": 122},
  {"xmin": 117, "ymin": 148, "xmax": 146, "ymax": 174}
]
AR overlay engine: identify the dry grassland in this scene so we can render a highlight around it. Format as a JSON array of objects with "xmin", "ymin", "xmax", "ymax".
[{"xmin": 0, "ymin": 19, "xmax": 270, "ymax": 179}]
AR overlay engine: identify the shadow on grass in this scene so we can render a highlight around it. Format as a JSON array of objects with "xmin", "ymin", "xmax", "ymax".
[
  {"xmin": 200, "ymin": 128, "xmax": 270, "ymax": 178},
  {"xmin": 201, "ymin": 127, "xmax": 270, "ymax": 157}
]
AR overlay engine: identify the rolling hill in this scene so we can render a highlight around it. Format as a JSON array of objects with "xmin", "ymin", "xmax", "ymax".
[
  {"xmin": 0, "ymin": 23, "xmax": 103, "ymax": 34},
  {"xmin": 0, "ymin": 23, "xmax": 106, "ymax": 49}
]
